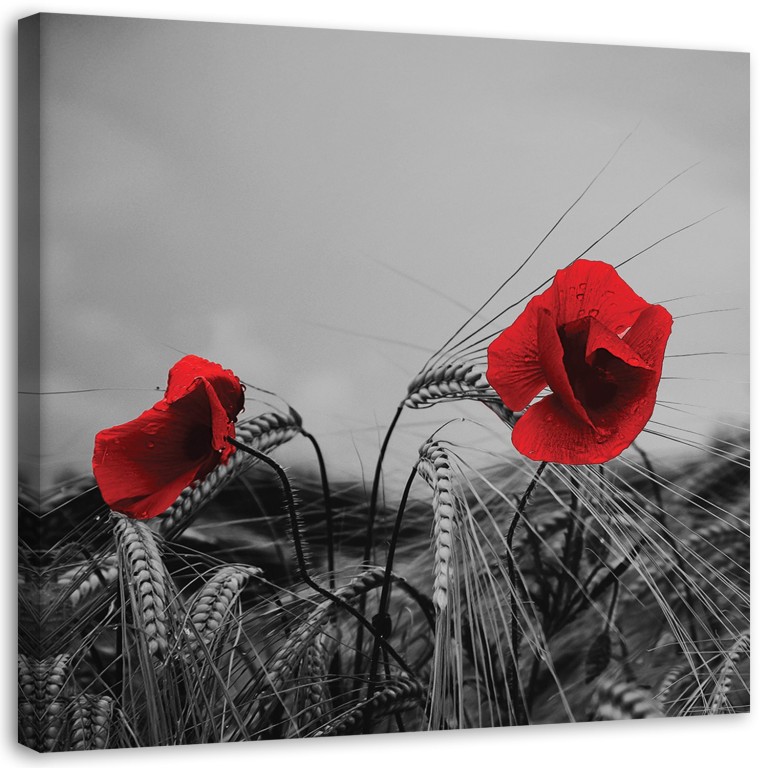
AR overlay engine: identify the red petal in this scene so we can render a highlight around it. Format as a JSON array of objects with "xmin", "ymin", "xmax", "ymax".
[
  {"xmin": 536, "ymin": 309, "xmax": 594, "ymax": 427},
  {"xmin": 621, "ymin": 304, "xmax": 674, "ymax": 371},
  {"xmin": 550, "ymin": 260, "xmax": 651, "ymax": 335},
  {"xmin": 92, "ymin": 378, "xmax": 232, "ymax": 519},
  {"xmin": 581, "ymin": 316, "xmax": 653, "ymax": 370},
  {"xmin": 165, "ymin": 355, "xmax": 244, "ymax": 422},
  {"xmin": 487, "ymin": 295, "xmax": 548, "ymax": 410},
  {"xmin": 512, "ymin": 394, "xmax": 640, "ymax": 464}
]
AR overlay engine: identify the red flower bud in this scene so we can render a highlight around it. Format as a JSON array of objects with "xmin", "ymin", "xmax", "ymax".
[{"xmin": 92, "ymin": 355, "xmax": 245, "ymax": 519}]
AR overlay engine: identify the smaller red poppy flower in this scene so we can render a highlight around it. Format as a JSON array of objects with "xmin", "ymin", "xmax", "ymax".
[
  {"xmin": 487, "ymin": 260, "xmax": 672, "ymax": 464},
  {"xmin": 92, "ymin": 355, "xmax": 245, "ymax": 520}
]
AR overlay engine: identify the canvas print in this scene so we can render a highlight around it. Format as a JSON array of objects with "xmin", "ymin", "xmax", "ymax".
[{"xmin": 18, "ymin": 13, "xmax": 749, "ymax": 750}]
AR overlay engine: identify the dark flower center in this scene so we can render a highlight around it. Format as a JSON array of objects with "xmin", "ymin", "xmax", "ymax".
[
  {"xmin": 182, "ymin": 422, "xmax": 214, "ymax": 461},
  {"xmin": 558, "ymin": 319, "xmax": 622, "ymax": 412}
]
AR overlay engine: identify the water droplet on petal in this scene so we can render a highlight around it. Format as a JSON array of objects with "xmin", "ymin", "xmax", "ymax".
[
  {"xmin": 589, "ymin": 308, "xmax": 599, "ymax": 317},
  {"xmin": 578, "ymin": 282, "xmax": 587, "ymax": 292},
  {"xmin": 147, "ymin": 441, "xmax": 155, "ymax": 449},
  {"xmin": 578, "ymin": 309, "xmax": 585, "ymax": 317}
]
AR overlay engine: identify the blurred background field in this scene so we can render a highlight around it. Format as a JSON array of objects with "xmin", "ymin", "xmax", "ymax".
[{"xmin": 23, "ymin": 15, "xmax": 748, "ymax": 491}]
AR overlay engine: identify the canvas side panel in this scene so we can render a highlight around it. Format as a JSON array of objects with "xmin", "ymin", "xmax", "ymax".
[
  {"xmin": 19, "ymin": 14, "xmax": 41, "ymax": 500},
  {"xmin": 18, "ymin": 12, "xmax": 43, "ymax": 753}
]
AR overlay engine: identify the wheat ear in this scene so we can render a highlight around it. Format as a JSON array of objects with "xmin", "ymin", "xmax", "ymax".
[
  {"xmin": 297, "ymin": 628, "xmax": 339, "ymax": 731},
  {"xmin": 59, "ymin": 555, "xmax": 119, "ymax": 608},
  {"xmin": 593, "ymin": 678, "xmax": 663, "ymax": 720},
  {"xmin": 311, "ymin": 677, "xmax": 424, "ymax": 737},
  {"xmin": 19, "ymin": 654, "xmax": 70, "ymax": 751},
  {"xmin": 710, "ymin": 632, "xmax": 750, "ymax": 714},
  {"xmin": 404, "ymin": 363, "xmax": 519, "ymax": 426},
  {"xmin": 69, "ymin": 694, "xmax": 114, "ymax": 750},
  {"xmin": 186, "ymin": 565, "xmax": 261, "ymax": 659},
  {"xmin": 18, "ymin": 655, "xmax": 37, "ymax": 749},
  {"xmin": 155, "ymin": 410, "xmax": 301, "ymax": 539},
  {"xmin": 418, "ymin": 441, "xmax": 461, "ymax": 612},
  {"xmin": 113, "ymin": 516, "xmax": 169, "ymax": 659},
  {"xmin": 405, "ymin": 362, "xmax": 487, "ymax": 406},
  {"xmin": 655, "ymin": 662, "xmax": 689, "ymax": 710}
]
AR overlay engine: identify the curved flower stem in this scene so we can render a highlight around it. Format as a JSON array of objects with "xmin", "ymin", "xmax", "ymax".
[
  {"xmin": 552, "ymin": 478, "xmax": 584, "ymax": 623},
  {"xmin": 354, "ymin": 404, "xmax": 404, "ymax": 677},
  {"xmin": 363, "ymin": 463, "xmax": 420, "ymax": 732},
  {"xmin": 299, "ymin": 427, "xmax": 344, "ymax": 695},
  {"xmin": 506, "ymin": 461, "xmax": 547, "ymax": 726},
  {"xmin": 364, "ymin": 404, "xmax": 404, "ymax": 565},
  {"xmin": 227, "ymin": 437, "xmax": 415, "ymax": 680},
  {"xmin": 299, "ymin": 429, "xmax": 335, "ymax": 592}
]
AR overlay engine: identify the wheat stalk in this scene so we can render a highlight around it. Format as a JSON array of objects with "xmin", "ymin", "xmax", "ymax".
[
  {"xmin": 246, "ymin": 569, "xmax": 388, "ymax": 731},
  {"xmin": 40, "ymin": 474, "xmax": 98, "ymax": 515},
  {"xmin": 262, "ymin": 569, "xmax": 387, "ymax": 694},
  {"xmin": 113, "ymin": 516, "xmax": 169, "ymax": 660},
  {"xmin": 69, "ymin": 694, "xmax": 114, "ymax": 750},
  {"xmin": 155, "ymin": 410, "xmax": 301, "ymax": 539}
]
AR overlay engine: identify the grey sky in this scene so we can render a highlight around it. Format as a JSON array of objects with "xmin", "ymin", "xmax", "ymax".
[{"xmin": 27, "ymin": 14, "xmax": 749, "ymax": 488}]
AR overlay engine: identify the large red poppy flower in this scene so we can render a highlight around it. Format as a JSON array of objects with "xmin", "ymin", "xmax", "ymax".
[
  {"xmin": 92, "ymin": 355, "xmax": 245, "ymax": 519},
  {"xmin": 487, "ymin": 260, "xmax": 672, "ymax": 464}
]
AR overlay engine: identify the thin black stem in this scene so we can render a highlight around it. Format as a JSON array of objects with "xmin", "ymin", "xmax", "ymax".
[
  {"xmin": 506, "ymin": 461, "xmax": 547, "ymax": 726},
  {"xmin": 300, "ymin": 429, "xmax": 335, "ymax": 592},
  {"xmin": 552, "ymin": 478, "xmax": 584, "ymax": 624},
  {"xmin": 227, "ymin": 437, "xmax": 415, "ymax": 679},
  {"xmin": 363, "ymin": 464, "xmax": 420, "ymax": 732},
  {"xmin": 299, "ymin": 427, "xmax": 342, "ymax": 694},
  {"xmin": 355, "ymin": 404, "xmax": 404, "ymax": 678},
  {"xmin": 364, "ymin": 405, "xmax": 404, "ymax": 565},
  {"xmin": 115, "ymin": 592, "xmax": 124, "ymax": 702},
  {"xmin": 605, "ymin": 577, "xmax": 620, "ymax": 632}
]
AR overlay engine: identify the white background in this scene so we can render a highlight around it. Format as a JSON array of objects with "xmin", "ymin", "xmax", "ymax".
[{"xmin": 2, "ymin": 2, "xmax": 763, "ymax": 767}]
